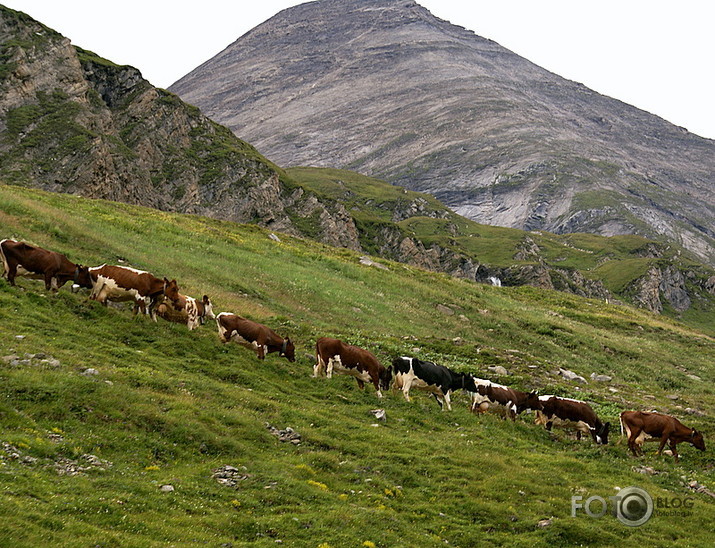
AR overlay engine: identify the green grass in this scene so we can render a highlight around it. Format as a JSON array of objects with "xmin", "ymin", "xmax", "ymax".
[
  {"xmin": 0, "ymin": 184, "xmax": 714, "ymax": 547},
  {"xmin": 287, "ymin": 168, "xmax": 715, "ymax": 335}
]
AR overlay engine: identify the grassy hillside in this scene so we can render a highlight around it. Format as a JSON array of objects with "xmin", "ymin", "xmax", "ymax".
[
  {"xmin": 287, "ymin": 167, "xmax": 715, "ymax": 336},
  {"xmin": 1, "ymin": 183, "xmax": 714, "ymax": 547}
]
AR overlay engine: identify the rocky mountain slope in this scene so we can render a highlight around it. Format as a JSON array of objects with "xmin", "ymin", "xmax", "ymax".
[
  {"xmin": 0, "ymin": 5, "xmax": 360, "ymax": 250},
  {"xmin": 170, "ymin": 0, "xmax": 715, "ymax": 266}
]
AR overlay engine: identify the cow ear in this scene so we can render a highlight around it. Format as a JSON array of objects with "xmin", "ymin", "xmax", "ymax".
[
  {"xmin": 164, "ymin": 277, "xmax": 169, "ymax": 283},
  {"xmin": 691, "ymin": 430, "xmax": 697, "ymax": 438}
]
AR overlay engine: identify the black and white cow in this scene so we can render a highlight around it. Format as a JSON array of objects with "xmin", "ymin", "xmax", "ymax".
[{"xmin": 391, "ymin": 357, "xmax": 474, "ymax": 411}]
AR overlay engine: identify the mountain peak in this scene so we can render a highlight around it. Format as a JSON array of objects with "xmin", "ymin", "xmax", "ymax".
[{"xmin": 170, "ymin": 0, "xmax": 715, "ymax": 266}]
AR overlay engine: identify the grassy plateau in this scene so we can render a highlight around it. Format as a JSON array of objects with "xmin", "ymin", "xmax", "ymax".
[{"xmin": 0, "ymin": 183, "xmax": 714, "ymax": 547}]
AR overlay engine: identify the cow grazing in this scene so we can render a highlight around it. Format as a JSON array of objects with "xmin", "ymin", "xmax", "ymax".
[
  {"xmin": 391, "ymin": 357, "xmax": 473, "ymax": 411},
  {"xmin": 620, "ymin": 410, "xmax": 705, "ymax": 462},
  {"xmin": 89, "ymin": 265, "xmax": 181, "ymax": 321},
  {"xmin": 216, "ymin": 312, "xmax": 295, "ymax": 362},
  {"xmin": 313, "ymin": 337, "xmax": 391, "ymax": 398},
  {"xmin": 536, "ymin": 396, "xmax": 610, "ymax": 444},
  {"xmin": 468, "ymin": 378, "xmax": 540, "ymax": 420},
  {"xmin": 1, "ymin": 239, "xmax": 91, "ymax": 291},
  {"xmin": 157, "ymin": 294, "xmax": 215, "ymax": 330}
]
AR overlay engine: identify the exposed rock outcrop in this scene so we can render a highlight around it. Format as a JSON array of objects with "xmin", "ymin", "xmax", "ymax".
[
  {"xmin": 0, "ymin": 6, "xmax": 360, "ymax": 248},
  {"xmin": 629, "ymin": 265, "xmax": 693, "ymax": 314}
]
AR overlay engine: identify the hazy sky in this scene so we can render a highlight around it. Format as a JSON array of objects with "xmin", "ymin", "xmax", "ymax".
[{"xmin": 5, "ymin": 0, "xmax": 715, "ymax": 140}]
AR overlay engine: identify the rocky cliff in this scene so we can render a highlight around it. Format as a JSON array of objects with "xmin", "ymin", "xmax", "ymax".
[
  {"xmin": 0, "ymin": 6, "xmax": 361, "ymax": 249},
  {"xmin": 170, "ymin": 0, "xmax": 715, "ymax": 266}
]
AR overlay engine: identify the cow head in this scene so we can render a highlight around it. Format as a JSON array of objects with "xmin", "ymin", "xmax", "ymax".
[
  {"xmin": 74, "ymin": 265, "xmax": 93, "ymax": 289},
  {"xmin": 379, "ymin": 366, "xmax": 393, "ymax": 391},
  {"xmin": 519, "ymin": 390, "xmax": 542, "ymax": 413},
  {"xmin": 450, "ymin": 372, "xmax": 474, "ymax": 393},
  {"xmin": 595, "ymin": 422, "xmax": 611, "ymax": 445},
  {"xmin": 691, "ymin": 429, "xmax": 706, "ymax": 451},
  {"xmin": 163, "ymin": 278, "xmax": 183, "ymax": 310},
  {"xmin": 461, "ymin": 373, "xmax": 478, "ymax": 393},
  {"xmin": 280, "ymin": 337, "xmax": 296, "ymax": 362},
  {"xmin": 202, "ymin": 295, "xmax": 216, "ymax": 322}
]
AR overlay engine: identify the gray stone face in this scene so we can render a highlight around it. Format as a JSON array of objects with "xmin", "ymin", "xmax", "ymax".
[
  {"xmin": 0, "ymin": 6, "xmax": 362, "ymax": 250},
  {"xmin": 171, "ymin": 0, "xmax": 715, "ymax": 266}
]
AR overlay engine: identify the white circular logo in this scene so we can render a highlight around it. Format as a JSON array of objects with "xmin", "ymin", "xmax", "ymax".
[{"xmin": 616, "ymin": 486, "xmax": 653, "ymax": 527}]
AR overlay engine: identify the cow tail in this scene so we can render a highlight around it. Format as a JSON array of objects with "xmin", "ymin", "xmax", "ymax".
[
  {"xmin": 0, "ymin": 239, "xmax": 9, "ymax": 279},
  {"xmin": 313, "ymin": 341, "xmax": 321, "ymax": 377}
]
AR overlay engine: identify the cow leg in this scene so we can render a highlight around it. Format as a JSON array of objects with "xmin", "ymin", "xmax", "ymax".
[
  {"xmin": 401, "ymin": 380, "xmax": 412, "ymax": 402},
  {"xmin": 6, "ymin": 262, "xmax": 17, "ymax": 285},
  {"xmin": 313, "ymin": 356, "xmax": 325, "ymax": 378},
  {"xmin": 356, "ymin": 379, "xmax": 365, "ymax": 390},
  {"xmin": 626, "ymin": 432, "xmax": 638, "ymax": 456},
  {"xmin": 431, "ymin": 393, "xmax": 444, "ymax": 410},
  {"xmin": 147, "ymin": 297, "xmax": 160, "ymax": 322},
  {"xmin": 443, "ymin": 392, "xmax": 452, "ymax": 412},
  {"xmin": 90, "ymin": 280, "xmax": 107, "ymax": 303},
  {"xmin": 217, "ymin": 323, "xmax": 231, "ymax": 343},
  {"xmin": 669, "ymin": 441, "xmax": 680, "ymax": 463},
  {"xmin": 371, "ymin": 376, "xmax": 383, "ymax": 399},
  {"xmin": 326, "ymin": 357, "xmax": 334, "ymax": 378},
  {"xmin": 545, "ymin": 420, "xmax": 553, "ymax": 431},
  {"xmin": 656, "ymin": 434, "xmax": 670, "ymax": 457},
  {"xmin": 43, "ymin": 272, "xmax": 55, "ymax": 291}
]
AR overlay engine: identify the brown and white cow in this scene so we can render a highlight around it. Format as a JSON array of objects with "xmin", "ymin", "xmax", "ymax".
[
  {"xmin": 1, "ymin": 239, "xmax": 91, "ymax": 291},
  {"xmin": 157, "ymin": 294, "xmax": 215, "ymax": 330},
  {"xmin": 216, "ymin": 312, "xmax": 295, "ymax": 362},
  {"xmin": 467, "ymin": 377, "xmax": 540, "ymax": 420},
  {"xmin": 536, "ymin": 396, "xmax": 610, "ymax": 444},
  {"xmin": 89, "ymin": 265, "xmax": 181, "ymax": 321},
  {"xmin": 314, "ymin": 337, "xmax": 391, "ymax": 398},
  {"xmin": 620, "ymin": 410, "xmax": 705, "ymax": 462}
]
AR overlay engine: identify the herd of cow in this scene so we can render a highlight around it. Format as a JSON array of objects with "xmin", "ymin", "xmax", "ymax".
[{"xmin": 1, "ymin": 238, "xmax": 707, "ymax": 463}]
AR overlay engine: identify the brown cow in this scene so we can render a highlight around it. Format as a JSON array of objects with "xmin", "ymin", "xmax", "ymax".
[
  {"xmin": 313, "ymin": 337, "xmax": 391, "ymax": 398},
  {"xmin": 536, "ymin": 396, "xmax": 611, "ymax": 444},
  {"xmin": 158, "ymin": 294, "xmax": 215, "ymax": 330},
  {"xmin": 89, "ymin": 264, "xmax": 181, "ymax": 321},
  {"xmin": 216, "ymin": 312, "xmax": 295, "ymax": 362},
  {"xmin": 620, "ymin": 410, "xmax": 705, "ymax": 462},
  {"xmin": 468, "ymin": 378, "xmax": 540, "ymax": 420},
  {"xmin": 1, "ymin": 239, "xmax": 91, "ymax": 291}
]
